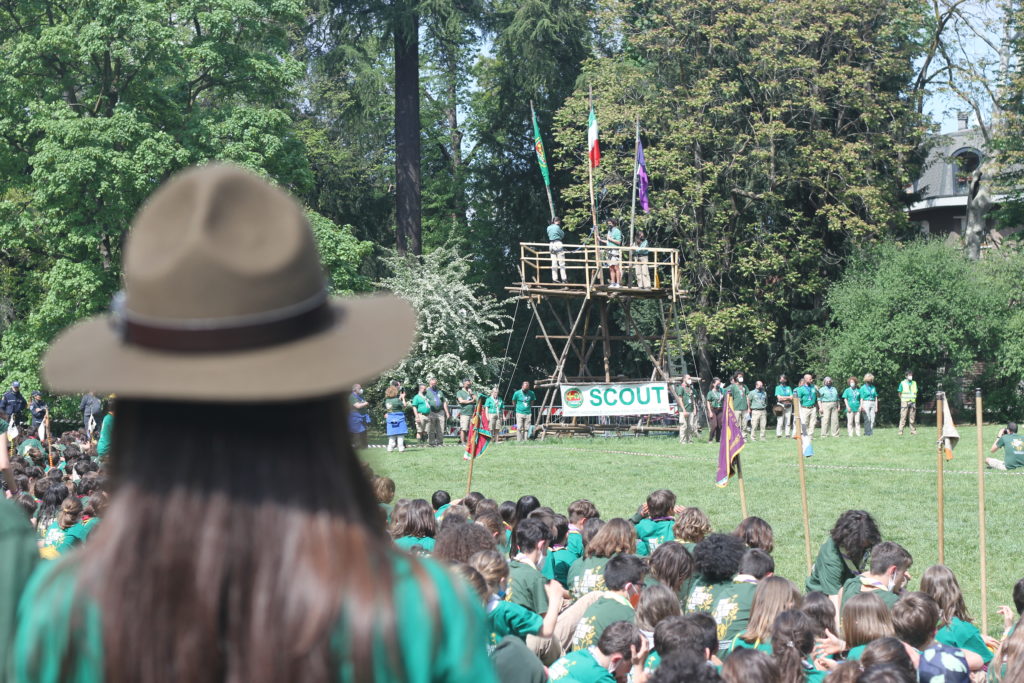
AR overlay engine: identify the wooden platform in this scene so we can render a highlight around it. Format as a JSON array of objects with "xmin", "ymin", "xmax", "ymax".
[{"xmin": 505, "ymin": 282, "xmax": 678, "ymax": 300}]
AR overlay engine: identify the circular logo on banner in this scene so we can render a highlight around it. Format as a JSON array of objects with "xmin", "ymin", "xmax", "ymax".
[{"xmin": 564, "ymin": 387, "xmax": 584, "ymax": 408}]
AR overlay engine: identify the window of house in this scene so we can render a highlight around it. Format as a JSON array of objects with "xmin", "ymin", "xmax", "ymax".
[{"xmin": 952, "ymin": 149, "xmax": 981, "ymax": 193}]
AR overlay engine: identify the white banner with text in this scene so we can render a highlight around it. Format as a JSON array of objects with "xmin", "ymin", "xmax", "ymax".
[{"xmin": 559, "ymin": 382, "xmax": 671, "ymax": 416}]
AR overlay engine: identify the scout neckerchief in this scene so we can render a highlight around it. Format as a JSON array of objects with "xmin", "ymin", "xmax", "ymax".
[
  {"xmin": 514, "ymin": 552, "xmax": 539, "ymax": 570},
  {"xmin": 859, "ymin": 575, "xmax": 891, "ymax": 593},
  {"xmin": 734, "ymin": 574, "xmax": 759, "ymax": 585}
]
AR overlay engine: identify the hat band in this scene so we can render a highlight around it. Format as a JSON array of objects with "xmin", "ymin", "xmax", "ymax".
[{"xmin": 118, "ymin": 296, "xmax": 335, "ymax": 353}]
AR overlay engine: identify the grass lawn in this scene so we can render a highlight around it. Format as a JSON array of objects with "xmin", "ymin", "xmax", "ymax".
[{"xmin": 363, "ymin": 424, "xmax": 1022, "ymax": 636}]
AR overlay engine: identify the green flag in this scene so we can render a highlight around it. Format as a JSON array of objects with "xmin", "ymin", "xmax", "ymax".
[{"xmin": 532, "ymin": 108, "xmax": 551, "ymax": 187}]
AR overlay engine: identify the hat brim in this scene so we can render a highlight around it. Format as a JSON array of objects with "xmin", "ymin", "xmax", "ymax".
[{"xmin": 42, "ymin": 294, "xmax": 416, "ymax": 403}]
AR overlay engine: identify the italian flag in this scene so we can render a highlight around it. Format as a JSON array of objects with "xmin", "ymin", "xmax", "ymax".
[{"xmin": 588, "ymin": 105, "xmax": 600, "ymax": 168}]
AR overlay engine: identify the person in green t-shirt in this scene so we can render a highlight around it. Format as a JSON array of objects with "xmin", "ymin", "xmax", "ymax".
[
  {"xmin": 726, "ymin": 372, "xmax": 749, "ymax": 435},
  {"xmin": 805, "ymin": 510, "xmax": 881, "ymax": 596},
  {"xmin": 747, "ymin": 380, "xmax": 768, "ymax": 441},
  {"xmin": 548, "ymin": 621, "xmax": 647, "ymax": 683},
  {"xmin": 673, "ymin": 375, "xmax": 698, "ymax": 444},
  {"xmin": 599, "ymin": 220, "xmax": 624, "ymax": 288},
  {"xmin": 706, "ymin": 377, "xmax": 725, "ymax": 443},
  {"xmin": 456, "ymin": 379, "xmax": 478, "ymax": 446},
  {"xmin": 571, "ymin": 555, "xmax": 644, "ymax": 650},
  {"xmin": 817, "ymin": 377, "xmax": 840, "ymax": 438},
  {"xmin": 859, "ymin": 373, "xmax": 879, "ymax": 436},
  {"xmin": 511, "ymin": 381, "xmax": 536, "ymax": 443},
  {"xmin": 841, "ymin": 377, "xmax": 862, "ymax": 437},
  {"xmin": 920, "ymin": 564, "xmax": 993, "ymax": 664},
  {"xmin": 795, "ymin": 374, "xmax": 818, "ymax": 437},
  {"xmin": 547, "ymin": 218, "xmax": 568, "ymax": 284},
  {"xmin": 410, "ymin": 383, "xmax": 431, "ymax": 443},
  {"xmin": 630, "ymin": 489, "xmax": 679, "ymax": 557},
  {"xmin": 838, "ymin": 541, "xmax": 912, "ymax": 614},
  {"xmin": 0, "ymin": 496, "xmax": 39, "ymax": 673},
  {"xmin": 774, "ymin": 374, "xmax": 794, "ymax": 438},
  {"xmin": 425, "ymin": 378, "xmax": 449, "ymax": 447},
  {"xmin": 484, "ymin": 387, "xmax": 504, "ymax": 437},
  {"xmin": 633, "ymin": 230, "xmax": 652, "ymax": 289},
  {"xmin": 468, "ymin": 549, "xmax": 563, "ymax": 648},
  {"xmin": 987, "ymin": 423, "xmax": 1024, "ymax": 470}
]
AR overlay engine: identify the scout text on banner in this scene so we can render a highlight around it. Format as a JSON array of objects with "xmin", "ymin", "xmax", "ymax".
[{"xmin": 559, "ymin": 382, "xmax": 671, "ymax": 417}]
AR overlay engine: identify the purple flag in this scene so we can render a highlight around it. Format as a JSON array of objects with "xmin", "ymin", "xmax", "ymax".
[
  {"xmin": 636, "ymin": 140, "xmax": 651, "ymax": 213},
  {"xmin": 716, "ymin": 395, "xmax": 746, "ymax": 487}
]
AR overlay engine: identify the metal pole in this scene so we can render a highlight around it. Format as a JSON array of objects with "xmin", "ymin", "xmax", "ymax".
[{"xmin": 975, "ymin": 388, "xmax": 987, "ymax": 634}]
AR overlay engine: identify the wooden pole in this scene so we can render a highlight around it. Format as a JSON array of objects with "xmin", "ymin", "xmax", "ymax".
[
  {"xmin": 629, "ymin": 116, "xmax": 639, "ymax": 249},
  {"xmin": 530, "ymin": 100, "xmax": 557, "ymax": 223},
  {"xmin": 975, "ymin": 388, "xmax": 987, "ymax": 634},
  {"xmin": 793, "ymin": 406, "xmax": 813, "ymax": 573},
  {"xmin": 587, "ymin": 86, "xmax": 603, "ymax": 285},
  {"xmin": 735, "ymin": 455, "xmax": 748, "ymax": 519},
  {"xmin": 936, "ymin": 390, "xmax": 945, "ymax": 565},
  {"xmin": 465, "ymin": 398, "xmax": 483, "ymax": 496}
]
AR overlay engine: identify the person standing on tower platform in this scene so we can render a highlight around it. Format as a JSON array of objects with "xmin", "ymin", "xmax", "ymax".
[
  {"xmin": 818, "ymin": 377, "xmax": 840, "ymax": 437},
  {"xmin": 897, "ymin": 370, "xmax": 918, "ymax": 435},
  {"xmin": 747, "ymin": 380, "xmax": 768, "ymax": 441},
  {"xmin": 774, "ymin": 374, "xmax": 794, "ymax": 438},
  {"xmin": 633, "ymin": 230, "xmax": 651, "ymax": 289},
  {"xmin": 547, "ymin": 218, "xmax": 568, "ymax": 284},
  {"xmin": 600, "ymin": 219, "xmax": 623, "ymax": 287}
]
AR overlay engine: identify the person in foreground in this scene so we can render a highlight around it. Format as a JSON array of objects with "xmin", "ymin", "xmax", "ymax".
[{"xmin": 11, "ymin": 165, "xmax": 496, "ymax": 683}]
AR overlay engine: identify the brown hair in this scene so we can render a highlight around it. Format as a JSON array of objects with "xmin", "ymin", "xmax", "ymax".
[
  {"xmin": 474, "ymin": 512, "xmax": 505, "ymax": 543},
  {"xmin": 841, "ymin": 592, "xmax": 894, "ymax": 648},
  {"xmin": 635, "ymin": 583, "xmax": 681, "ymax": 632},
  {"xmin": 734, "ymin": 516, "xmax": 774, "ymax": 554},
  {"xmin": 58, "ymin": 495, "xmax": 83, "ymax": 530},
  {"xmin": 468, "ymin": 549, "xmax": 509, "ymax": 594},
  {"xmin": 891, "ymin": 592, "xmax": 939, "ymax": 649},
  {"xmin": 742, "ymin": 576, "xmax": 801, "ymax": 645},
  {"xmin": 674, "ymin": 507, "xmax": 711, "ymax": 543},
  {"xmin": 860, "ymin": 637, "xmax": 917, "ymax": 678},
  {"xmin": 568, "ymin": 499, "xmax": 599, "ymax": 525},
  {"xmin": 801, "ymin": 591, "xmax": 836, "ymax": 637},
  {"xmin": 372, "ymin": 476, "xmax": 396, "ymax": 505},
  {"xmin": 721, "ymin": 647, "xmax": 781, "ymax": 683},
  {"xmin": 433, "ymin": 522, "xmax": 497, "ymax": 563},
  {"xmin": 770, "ymin": 610, "xmax": 815, "ymax": 683},
  {"xmin": 646, "ymin": 489, "xmax": 677, "ymax": 519},
  {"xmin": 390, "ymin": 498, "xmax": 437, "ymax": 540},
  {"xmin": 648, "ymin": 542, "xmax": 694, "ymax": 595},
  {"xmin": 585, "ymin": 518, "xmax": 637, "ymax": 558},
  {"xmin": 66, "ymin": 397, "xmax": 425, "ymax": 683},
  {"xmin": 384, "ymin": 385, "xmax": 399, "ymax": 399},
  {"xmin": 992, "ymin": 617, "xmax": 1024, "ymax": 682},
  {"xmin": 919, "ymin": 564, "xmax": 971, "ymax": 626},
  {"xmin": 449, "ymin": 563, "xmax": 488, "ymax": 602}
]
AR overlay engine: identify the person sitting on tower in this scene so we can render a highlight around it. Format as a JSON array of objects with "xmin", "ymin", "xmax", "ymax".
[
  {"xmin": 547, "ymin": 217, "xmax": 568, "ymax": 284},
  {"xmin": 600, "ymin": 219, "xmax": 623, "ymax": 288}
]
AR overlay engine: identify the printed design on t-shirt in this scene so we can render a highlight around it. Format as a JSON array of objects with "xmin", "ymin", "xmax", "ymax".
[
  {"xmin": 1012, "ymin": 438, "xmax": 1024, "ymax": 453},
  {"xmin": 712, "ymin": 596, "xmax": 741, "ymax": 640},
  {"xmin": 548, "ymin": 659, "xmax": 574, "ymax": 680},
  {"xmin": 572, "ymin": 567, "xmax": 607, "ymax": 600},
  {"xmin": 573, "ymin": 617, "xmax": 599, "ymax": 649},
  {"xmin": 686, "ymin": 584, "xmax": 714, "ymax": 613}
]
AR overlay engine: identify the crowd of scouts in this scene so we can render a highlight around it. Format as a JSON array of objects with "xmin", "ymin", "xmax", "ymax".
[{"xmin": 371, "ymin": 477, "xmax": 1024, "ymax": 683}]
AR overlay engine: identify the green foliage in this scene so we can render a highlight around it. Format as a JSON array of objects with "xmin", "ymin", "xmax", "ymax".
[
  {"xmin": 552, "ymin": 0, "xmax": 929, "ymax": 379},
  {"xmin": 818, "ymin": 240, "xmax": 1023, "ymax": 419},
  {"xmin": 374, "ymin": 246, "xmax": 511, "ymax": 399}
]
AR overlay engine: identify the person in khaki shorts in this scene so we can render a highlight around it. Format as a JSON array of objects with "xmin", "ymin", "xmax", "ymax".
[
  {"xmin": 455, "ymin": 378, "xmax": 477, "ymax": 445},
  {"xmin": 633, "ymin": 230, "xmax": 652, "ymax": 289},
  {"xmin": 512, "ymin": 380, "xmax": 537, "ymax": 442},
  {"xmin": 746, "ymin": 380, "xmax": 769, "ymax": 440},
  {"xmin": 410, "ymin": 382, "xmax": 431, "ymax": 443},
  {"xmin": 673, "ymin": 375, "xmax": 698, "ymax": 443},
  {"xmin": 547, "ymin": 218, "xmax": 568, "ymax": 283},
  {"xmin": 817, "ymin": 376, "xmax": 840, "ymax": 437},
  {"xmin": 485, "ymin": 386, "xmax": 504, "ymax": 436},
  {"xmin": 795, "ymin": 374, "xmax": 818, "ymax": 436}
]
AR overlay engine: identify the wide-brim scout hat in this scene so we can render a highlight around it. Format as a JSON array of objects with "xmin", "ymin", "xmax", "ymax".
[{"xmin": 43, "ymin": 165, "xmax": 415, "ymax": 402}]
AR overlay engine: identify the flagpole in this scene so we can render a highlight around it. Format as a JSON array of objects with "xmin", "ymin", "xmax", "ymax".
[
  {"xmin": 587, "ymin": 85, "xmax": 601, "ymax": 284},
  {"xmin": 465, "ymin": 398, "xmax": 483, "ymax": 496},
  {"xmin": 531, "ymin": 100, "xmax": 557, "ymax": 222},
  {"xmin": 936, "ymin": 390, "xmax": 945, "ymax": 564},
  {"xmin": 975, "ymin": 387, "xmax": 987, "ymax": 634},
  {"xmin": 793, "ymin": 407, "xmax": 813, "ymax": 574},
  {"xmin": 735, "ymin": 455, "xmax": 748, "ymax": 519}
]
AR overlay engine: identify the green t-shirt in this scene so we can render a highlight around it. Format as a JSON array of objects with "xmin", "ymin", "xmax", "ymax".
[
  {"xmin": 490, "ymin": 635, "xmax": 546, "ymax": 683},
  {"xmin": 805, "ymin": 539, "xmax": 860, "ymax": 596},
  {"xmin": 457, "ymin": 389, "xmax": 476, "ymax": 417},
  {"xmin": 725, "ymin": 635, "xmax": 773, "ymax": 657},
  {"xmin": 727, "ymin": 383, "xmax": 748, "ymax": 410},
  {"xmin": 411, "ymin": 394, "xmax": 431, "ymax": 415},
  {"xmin": 686, "ymin": 578, "xmax": 758, "ymax": 645},
  {"xmin": 936, "ymin": 616, "xmax": 993, "ymax": 663},
  {"xmin": 12, "ymin": 551, "xmax": 498, "ymax": 683},
  {"xmin": 349, "ymin": 392, "xmax": 369, "ymax": 415},
  {"xmin": 859, "ymin": 384, "xmax": 877, "ymax": 402},
  {"xmin": 0, "ymin": 498, "xmax": 40, "ymax": 673},
  {"xmin": 774, "ymin": 385, "xmax": 793, "ymax": 401},
  {"xmin": 571, "ymin": 593, "xmax": 635, "ymax": 650},
  {"xmin": 566, "ymin": 529, "xmax": 584, "ymax": 560},
  {"xmin": 839, "ymin": 576, "xmax": 900, "ymax": 613},
  {"xmin": 96, "ymin": 413, "xmax": 114, "ymax": 457},
  {"xmin": 674, "ymin": 385, "xmax": 694, "ymax": 411},
  {"xmin": 484, "ymin": 397, "xmax": 502, "ymax": 415},
  {"xmin": 508, "ymin": 559, "xmax": 549, "ymax": 615},
  {"xmin": 747, "ymin": 389, "xmax": 768, "ymax": 410},
  {"xmin": 57, "ymin": 518, "xmax": 100, "ymax": 555},
  {"xmin": 511, "ymin": 390, "xmax": 536, "ymax": 415},
  {"xmin": 607, "ymin": 227, "xmax": 622, "ymax": 247},
  {"xmin": 842, "ymin": 387, "xmax": 861, "ymax": 411},
  {"xmin": 394, "ymin": 535, "xmax": 436, "ymax": 555},
  {"xmin": 547, "ymin": 223, "xmax": 565, "ymax": 241},
  {"xmin": 384, "ymin": 397, "xmax": 405, "ymax": 412},
  {"xmin": 549, "ymin": 647, "xmax": 617, "ymax": 683},
  {"xmin": 996, "ymin": 433, "xmax": 1024, "ymax": 469},
  {"xmin": 796, "ymin": 385, "xmax": 819, "ymax": 408},
  {"xmin": 847, "ymin": 644, "xmax": 867, "ymax": 660},
  {"xmin": 819, "ymin": 386, "xmax": 838, "ymax": 403},
  {"xmin": 635, "ymin": 518, "xmax": 675, "ymax": 557},
  {"xmin": 17, "ymin": 438, "xmax": 43, "ymax": 456},
  {"xmin": 567, "ymin": 556, "xmax": 609, "ymax": 600},
  {"xmin": 541, "ymin": 546, "xmax": 576, "ymax": 588},
  {"xmin": 486, "ymin": 599, "xmax": 543, "ymax": 645},
  {"xmin": 707, "ymin": 388, "xmax": 724, "ymax": 409}
]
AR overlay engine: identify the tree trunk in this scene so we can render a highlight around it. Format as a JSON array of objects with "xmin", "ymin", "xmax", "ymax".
[
  {"xmin": 965, "ymin": 166, "xmax": 993, "ymax": 260},
  {"xmin": 394, "ymin": 7, "xmax": 421, "ymax": 255}
]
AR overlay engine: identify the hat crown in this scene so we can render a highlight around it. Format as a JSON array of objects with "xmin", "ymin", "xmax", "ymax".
[{"xmin": 124, "ymin": 165, "xmax": 326, "ymax": 324}]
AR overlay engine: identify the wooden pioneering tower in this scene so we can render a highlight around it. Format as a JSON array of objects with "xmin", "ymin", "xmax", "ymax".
[{"xmin": 506, "ymin": 241, "xmax": 689, "ymax": 432}]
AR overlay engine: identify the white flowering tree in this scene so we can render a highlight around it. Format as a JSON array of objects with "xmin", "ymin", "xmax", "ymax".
[{"xmin": 372, "ymin": 245, "xmax": 511, "ymax": 403}]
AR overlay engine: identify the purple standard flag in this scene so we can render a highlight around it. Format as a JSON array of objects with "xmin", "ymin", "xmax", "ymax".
[
  {"xmin": 716, "ymin": 395, "xmax": 746, "ymax": 487},
  {"xmin": 636, "ymin": 139, "xmax": 651, "ymax": 213}
]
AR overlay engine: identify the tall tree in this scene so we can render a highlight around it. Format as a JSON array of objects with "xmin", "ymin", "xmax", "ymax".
[{"xmin": 553, "ymin": 0, "xmax": 929, "ymax": 380}]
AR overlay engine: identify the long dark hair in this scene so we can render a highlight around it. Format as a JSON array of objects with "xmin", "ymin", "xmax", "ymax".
[{"xmin": 42, "ymin": 396, "xmax": 420, "ymax": 683}]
